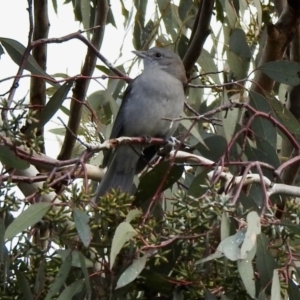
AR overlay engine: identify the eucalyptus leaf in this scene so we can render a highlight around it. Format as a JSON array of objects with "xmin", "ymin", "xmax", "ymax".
[
  {"xmin": 256, "ymin": 234, "xmax": 278, "ymax": 292},
  {"xmin": 5, "ymin": 202, "xmax": 51, "ymax": 241},
  {"xmin": 110, "ymin": 222, "xmax": 137, "ymax": 269},
  {"xmin": 258, "ymin": 61, "xmax": 300, "ymax": 86},
  {"xmin": 0, "ymin": 145, "xmax": 29, "ymax": 170},
  {"xmin": 26, "ymin": 80, "xmax": 74, "ymax": 133},
  {"xmin": 15, "ymin": 269, "xmax": 34, "ymax": 300},
  {"xmin": 0, "ymin": 38, "xmax": 59, "ymax": 87},
  {"xmin": 57, "ymin": 279, "xmax": 85, "ymax": 300},
  {"xmin": 44, "ymin": 250, "xmax": 72, "ymax": 300},
  {"xmin": 73, "ymin": 208, "xmax": 91, "ymax": 247},
  {"xmin": 116, "ymin": 254, "xmax": 148, "ymax": 289}
]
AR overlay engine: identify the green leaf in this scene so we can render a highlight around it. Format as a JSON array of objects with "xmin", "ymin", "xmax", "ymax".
[
  {"xmin": 198, "ymin": 48, "xmax": 221, "ymax": 84},
  {"xmin": 271, "ymin": 269, "xmax": 281, "ymax": 300},
  {"xmin": 78, "ymin": 252, "xmax": 92, "ymax": 298},
  {"xmin": 135, "ymin": 161, "xmax": 184, "ymax": 202},
  {"xmin": 57, "ymin": 249, "xmax": 93, "ymax": 268},
  {"xmin": 52, "ymin": 0, "xmax": 58, "ymax": 13},
  {"xmin": 86, "ymin": 90, "xmax": 116, "ymax": 124},
  {"xmin": 48, "ymin": 127, "xmax": 66, "ymax": 135},
  {"xmin": 249, "ymin": 91, "xmax": 277, "ymax": 146},
  {"xmin": 80, "ymin": 0, "xmax": 91, "ymax": 38},
  {"xmin": 125, "ymin": 209, "xmax": 142, "ymax": 223},
  {"xmin": 15, "ymin": 269, "xmax": 34, "ymax": 300},
  {"xmin": 240, "ymin": 212, "xmax": 261, "ymax": 258},
  {"xmin": 0, "ymin": 44, "xmax": 4, "ymax": 57},
  {"xmin": 45, "ymin": 250, "xmax": 72, "ymax": 300},
  {"xmin": 0, "ymin": 145, "xmax": 29, "ymax": 170},
  {"xmin": 180, "ymin": 117, "xmax": 206, "ymax": 146},
  {"xmin": 256, "ymin": 234, "xmax": 278, "ymax": 292},
  {"xmin": 258, "ymin": 61, "xmax": 300, "ymax": 86},
  {"xmin": 221, "ymin": 212, "xmax": 230, "ymax": 241},
  {"xmin": 229, "ymin": 28, "xmax": 252, "ymax": 59},
  {"xmin": 227, "ymin": 50, "xmax": 250, "ymax": 79},
  {"xmin": 188, "ymin": 170, "xmax": 209, "ymax": 198},
  {"xmin": 255, "ymin": 136, "xmax": 280, "ymax": 168},
  {"xmin": 0, "ymin": 218, "xmax": 4, "ymax": 261},
  {"xmin": 237, "ymin": 245, "xmax": 257, "ymax": 298},
  {"xmin": 57, "ymin": 279, "xmax": 85, "ymax": 300},
  {"xmin": 110, "ymin": 222, "xmax": 137, "ymax": 269},
  {"xmin": 157, "ymin": 0, "xmax": 179, "ymax": 41},
  {"xmin": 5, "ymin": 202, "xmax": 51, "ymax": 241},
  {"xmin": 26, "ymin": 80, "xmax": 74, "ymax": 133},
  {"xmin": 264, "ymin": 94, "xmax": 300, "ymax": 136},
  {"xmin": 73, "ymin": 208, "xmax": 91, "ymax": 247},
  {"xmin": 196, "ymin": 135, "xmax": 227, "ymax": 161},
  {"xmin": 0, "ymin": 38, "xmax": 59, "ymax": 87},
  {"xmin": 225, "ymin": 0, "xmax": 237, "ymax": 29},
  {"xmin": 133, "ymin": 0, "xmax": 147, "ymax": 49},
  {"xmin": 219, "ymin": 92, "xmax": 242, "ymax": 141},
  {"xmin": 34, "ymin": 259, "xmax": 45, "ymax": 295},
  {"xmin": 281, "ymin": 220, "xmax": 300, "ymax": 235},
  {"xmin": 116, "ymin": 254, "xmax": 148, "ymax": 289},
  {"xmin": 218, "ymin": 230, "xmax": 245, "ymax": 261},
  {"xmin": 106, "ymin": 6, "xmax": 116, "ymax": 27}
]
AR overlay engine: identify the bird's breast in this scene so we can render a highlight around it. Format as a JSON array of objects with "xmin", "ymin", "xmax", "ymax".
[{"xmin": 123, "ymin": 69, "xmax": 185, "ymax": 138}]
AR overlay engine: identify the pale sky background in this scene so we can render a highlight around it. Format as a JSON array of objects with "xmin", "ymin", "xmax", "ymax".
[{"xmin": 0, "ymin": 0, "xmax": 139, "ymax": 157}]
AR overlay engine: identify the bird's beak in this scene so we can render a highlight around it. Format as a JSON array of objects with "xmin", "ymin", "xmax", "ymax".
[{"xmin": 132, "ymin": 50, "xmax": 147, "ymax": 59}]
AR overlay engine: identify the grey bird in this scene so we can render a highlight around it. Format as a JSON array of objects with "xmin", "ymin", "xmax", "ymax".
[{"xmin": 96, "ymin": 47, "xmax": 187, "ymax": 199}]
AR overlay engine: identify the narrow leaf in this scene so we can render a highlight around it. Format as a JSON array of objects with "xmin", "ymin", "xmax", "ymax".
[
  {"xmin": 0, "ymin": 38, "xmax": 59, "ymax": 87},
  {"xmin": 249, "ymin": 91, "xmax": 276, "ymax": 146},
  {"xmin": 229, "ymin": 28, "xmax": 252, "ymax": 59},
  {"xmin": 5, "ymin": 202, "xmax": 51, "ymax": 240},
  {"xmin": 0, "ymin": 218, "xmax": 4, "ymax": 261},
  {"xmin": 34, "ymin": 259, "xmax": 45, "ymax": 295},
  {"xmin": 135, "ymin": 161, "xmax": 183, "ymax": 203},
  {"xmin": 240, "ymin": 211, "xmax": 261, "ymax": 258},
  {"xmin": 218, "ymin": 230, "xmax": 245, "ymax": 261},
  {"xmin": 256, "ymin": 234, "xmax": 278, "ymax": 291},
  {"xmin": 15, "ymin": 270, "xmax": 34, "ymax": 300},
  {"xmin": 45, "ymin": 250, "xmax": 72, "ymax": 300},
  {"xmin": 237, "ymin": 245, "xmax": 257, "ymax": 298},
  {"xmin": 258, "ymin": 61, "xmax": 300, "ymax": 86},
  {"xmin": 110, "ymin": 222, "xmax": 137, "ymax": 269},
  {"xmin": 116, "ymin": 255, "xmax": 148, "ymax": 289},
  {"xmin": 0, "ymin": 145, "xmax": 29, "ymax": 170},
  {"xmin": 52, "ymin": 0, "xmax": 58, "ymax": 13},
  {"xmin": 271, "ymin": 269, "xmax": 281, "ymax": 300},
  {"xmin": 126, "ymin": 209, "xmax": 142, "ymax": 223},
  {"xmin": 26, "ymin": 80, "xmax": 73, "ymax": 133},
  {"xmin": 73, "ymin": 208, "xmax": 92, "ymax": 247},
  {"xmin": 80, "ymin": 0, "xmax": 91, "ymax": 38},
  {"xmin": 57, "ymin": 279, "xmax": 85, "ymax": 300},
  {"xmin": 78, "ymin": 252, "xmax": 92, "ymax": 299}
]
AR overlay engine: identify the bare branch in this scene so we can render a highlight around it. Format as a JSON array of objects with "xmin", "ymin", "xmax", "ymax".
[{"xmin": 183, "ymin": 0, "xmax": 215, "ymax": 75}]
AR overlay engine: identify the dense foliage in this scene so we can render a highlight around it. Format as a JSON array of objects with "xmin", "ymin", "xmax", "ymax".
[{"xmin": 1, "ymin": 0, "xmax": 300, "ymax": 299}]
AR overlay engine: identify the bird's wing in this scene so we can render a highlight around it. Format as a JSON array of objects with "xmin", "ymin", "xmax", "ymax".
[
  {"xmin": 109, "ymin": 78, "xmax": 136, "ymax": 139},
  {"xmin": 102, "ymin": 78, "xmax": 137, "ymax": 168}
]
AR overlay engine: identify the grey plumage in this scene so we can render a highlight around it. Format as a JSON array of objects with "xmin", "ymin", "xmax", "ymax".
[{"xmin": 96, "ymin": 47, "xmax": 186, "ymax": 200}]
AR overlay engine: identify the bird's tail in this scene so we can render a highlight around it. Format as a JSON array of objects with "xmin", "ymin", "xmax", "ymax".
[{"xmin": 95, "ymin": 147, "xmax": 137, "ymax": 200}]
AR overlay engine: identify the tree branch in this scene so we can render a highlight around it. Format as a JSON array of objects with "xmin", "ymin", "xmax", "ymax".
[
  {"xmin": 182, "ymin": 0, "xmax": 214, "ymax": 75},
  {"xmin": 251, "ymin": 0, "xmax": 300, "ymax": 94},
  {"xmin": 57, "ymin": 0, "xmax": 109, "ymax": 160},
  {"xmin": 29, "ymin": 0, "xmax": 49, "ymax": 154}
]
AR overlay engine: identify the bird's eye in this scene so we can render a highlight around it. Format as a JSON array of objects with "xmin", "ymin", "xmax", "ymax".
[{"xmin": 155, "ymin": 52, "xmax": 162, "ymax": 58}]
